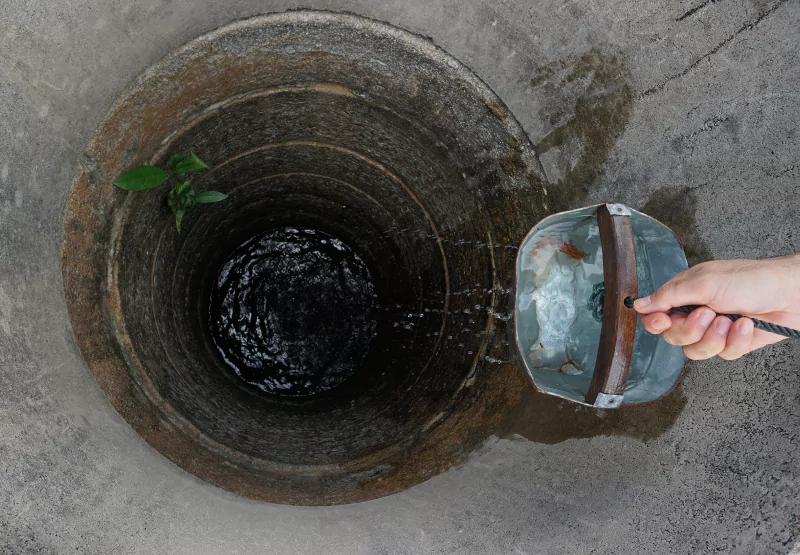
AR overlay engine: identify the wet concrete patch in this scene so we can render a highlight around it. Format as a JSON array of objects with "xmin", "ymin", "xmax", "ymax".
[
  {"xmin": 497, "ymin": 379, "xmax": 688, "ymax": 444},
  {"xmin": 640, "ymin": 186, "xmax": 714, "ymax": 266},
  {"xmin": 526, "ymin": 47, "xmax": 635, "ymax": 212}
]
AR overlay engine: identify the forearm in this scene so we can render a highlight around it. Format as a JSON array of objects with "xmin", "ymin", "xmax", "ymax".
[{"xmin": 762, "ymin": 254, "xmax": 800, "ymax": 311}]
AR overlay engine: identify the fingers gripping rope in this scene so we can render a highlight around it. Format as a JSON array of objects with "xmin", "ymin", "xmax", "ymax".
[{"xmin": 623, "ymin": 297, "xmax": 800, "ymax": 340}]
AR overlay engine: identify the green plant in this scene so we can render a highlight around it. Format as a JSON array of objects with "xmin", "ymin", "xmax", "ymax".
[{"xmin": 113, "ymin": 152, "xmax": 227, "ymax": 232}]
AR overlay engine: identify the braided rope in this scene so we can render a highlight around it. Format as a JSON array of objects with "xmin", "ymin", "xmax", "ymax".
[{"xmin": 669, "ymin": 305, "xmax": 800, "ymax": 339}]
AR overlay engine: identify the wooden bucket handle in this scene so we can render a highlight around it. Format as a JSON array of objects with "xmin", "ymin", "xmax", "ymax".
[{"xmin": 584, "ymin": 204, "xmax": 638, "ymax": 408}]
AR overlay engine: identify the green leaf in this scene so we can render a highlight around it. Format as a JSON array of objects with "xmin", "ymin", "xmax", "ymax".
[
  {"xmin": 175, "ymin": 210, "xmax": 185, "ymax": 233},
  {"xmin": 174, "ymin": 152, "xmax": 209, "ymax": 174},
  {"xmin": 194, "ymin": 191, "xmax": 228, "ymax": 204},
  {"xmin": 280, "ymin": 137, "xmax": 289, "ymax": 145},
  {"xmin": 174, "ymin": 178, "xmax": 192, "ymax": 194},
  {"xmin": 180, "ymin": 192, "xmax": 194, "ymax": 210},
  {"xmin": 166, "ymin": 153, "xmax": 185, "ymax": 171},
  {"xmin": 113, "ymin": 166, "xmax": 168, "ymax": 191}
]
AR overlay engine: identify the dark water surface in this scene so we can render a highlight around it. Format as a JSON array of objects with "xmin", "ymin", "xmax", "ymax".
[{"xmin": 210, "ymin": 227, "xmax": 377, "ymax": 396}]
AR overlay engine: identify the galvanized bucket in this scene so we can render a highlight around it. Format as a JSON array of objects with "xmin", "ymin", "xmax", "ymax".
[{"xmin": 511, "ymin": 203, "xmax": 689, "ymax": 408}]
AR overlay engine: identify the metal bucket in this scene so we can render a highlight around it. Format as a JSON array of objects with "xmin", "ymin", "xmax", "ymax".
[{"xmin": 511, "ymin": 203, "xmax": 689, "ymax": 408}]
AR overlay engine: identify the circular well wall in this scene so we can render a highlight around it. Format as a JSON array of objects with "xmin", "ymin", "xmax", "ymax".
[{"xmin": 62, "ymin": 11, "xmax": 549, "ymax": 505}]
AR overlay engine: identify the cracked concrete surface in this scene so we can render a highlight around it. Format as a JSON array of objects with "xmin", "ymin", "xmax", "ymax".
[{"xmin": 1, "ymin": 0, "xmax": 799, "ymax": 553}]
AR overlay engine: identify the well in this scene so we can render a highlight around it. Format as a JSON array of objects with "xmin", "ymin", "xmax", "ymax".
[{"xmin": 62, "ymin": 11, "xmax": 548, "ymax": 505}]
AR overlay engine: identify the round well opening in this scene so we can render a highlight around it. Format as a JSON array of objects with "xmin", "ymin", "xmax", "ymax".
[{"xmin": 63, "ymin": 11, "xmax": 548, "ymax": 504}]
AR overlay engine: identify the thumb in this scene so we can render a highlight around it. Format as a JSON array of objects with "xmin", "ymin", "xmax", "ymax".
[{"xmin": 634, "ymin": 272, "xmax": 714, "ymax": 314}]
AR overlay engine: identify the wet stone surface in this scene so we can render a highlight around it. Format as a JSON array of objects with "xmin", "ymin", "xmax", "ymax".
[{"xmin": 210, "ymin": 227, "xmax": 377, "ymax": 396}]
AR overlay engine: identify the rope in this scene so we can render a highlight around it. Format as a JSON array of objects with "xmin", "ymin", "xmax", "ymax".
[
  {"xmin": 669, "ymin": 305, "xmax": 800, "ymax": 339},
  {"xmin": 623, "ymin": 297, "xmax": 800, "ymax": 339}
]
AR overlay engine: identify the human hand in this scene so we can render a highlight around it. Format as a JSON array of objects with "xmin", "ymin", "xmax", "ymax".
[{"xmin": 633, "ymin": 255, "xmax": 800, "ymax": 360}]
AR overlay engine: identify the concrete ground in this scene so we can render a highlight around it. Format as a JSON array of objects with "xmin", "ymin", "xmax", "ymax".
[{"xmin": 1, "ymin": 0, "xmax": 799, "ymax": 553}]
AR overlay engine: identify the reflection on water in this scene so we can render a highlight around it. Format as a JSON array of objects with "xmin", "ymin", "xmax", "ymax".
[{"xmin": 209, "ymin": 227, "xmax": 377, "ymax": 396}]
